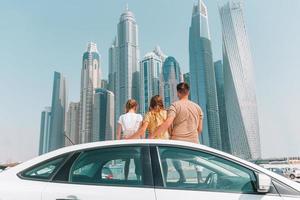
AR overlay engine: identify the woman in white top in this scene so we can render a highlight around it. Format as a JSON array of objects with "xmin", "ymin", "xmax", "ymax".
[
  {"xmin": 116, "ymin": 99, "xmax": 142, "ymax": 180},
  {"xmin": 117, "ymin": 99, "xmax": 143, "ymax": 140}
]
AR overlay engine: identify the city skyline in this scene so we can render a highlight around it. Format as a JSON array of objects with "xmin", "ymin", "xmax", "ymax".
[{"xmin": 0, "ymin": 0, "xmax": 300, "ymax": 162}]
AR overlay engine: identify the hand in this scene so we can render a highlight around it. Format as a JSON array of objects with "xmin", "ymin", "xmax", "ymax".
[{"xmin": 123, "ymin": 135, "xmax": 130, "ymax": 139}]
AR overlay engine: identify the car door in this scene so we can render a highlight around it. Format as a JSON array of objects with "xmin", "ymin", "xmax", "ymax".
[
  {"xmin": 151, "ymin": 146, "xmax": 283, "ymax": 200},
  {"xmin": 42, "ymin": 145, "xmax": 156, "ymax": 200}
]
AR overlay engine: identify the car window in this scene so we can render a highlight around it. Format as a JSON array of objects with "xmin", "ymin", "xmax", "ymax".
[
  {"xmin": 21, "ymin": 156, "xmax": 67, "ymax": 180},
  {"xmin": 69, "ymin": 146, "xmax": 147, "ymax": 186},
  {"xmin": 158, "ymin": 147, "xmax": 257, "ymax": 193}
]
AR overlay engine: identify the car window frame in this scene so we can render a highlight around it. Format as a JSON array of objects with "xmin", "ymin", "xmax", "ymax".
[
  {"xmin": 53, "ymin": 144, "xmax": 154, "ymax": 188},
  {"xmin": 150, "ymin": 145, "xmax": 280, "ymax": 196},
  {"xmin": 17, "ymin": 153, "xmax": 72, "ymax": 182}
]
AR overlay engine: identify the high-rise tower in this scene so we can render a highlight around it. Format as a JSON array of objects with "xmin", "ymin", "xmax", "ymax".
[
  {"xmin": 65, "ymin": 102, "xmax": 80, "ymax": 146},
  {"xmin": 92, "ymin": 88, "xmax": 115, "ymax": 141},
  {"xmin": 116, "ymin": 5, "xmax": 140, "ymax": 117},
  {"xmin": 39, "ymin": 107, "xmax": 51, "ymax": 155},
  {"xmin": 214, "ymin": 60, "xmax": 231, "ymax": 153},
  {"xmin": 160, "ymin": 56, "xmax": 183, "ymax": 108},
  {"xmin": 79, "ymin": 42, "xmax": 101, "ymax": 143},
  {"xmin": 48, "ymin": 72, "xmax": 67, "ymax": 151},
  {"xmin": 219, "ymin": 1, "xmax": 261, "ymax": 159},
  {"xmin": 189, "ymin": 0, "xmax": 222, "ymax": 149},
  {"xmin": 140, "ymin": 47, "xmax": 165, "ymax": 113}
]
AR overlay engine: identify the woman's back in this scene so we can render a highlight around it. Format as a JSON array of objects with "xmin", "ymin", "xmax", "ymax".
[
  {"xmin": 118, "ymin": 112, "xmax": 143, "ymax": 136},
  {"xmin": 144, "ymin": 110, "xmax": 169, "ymax": 139}
]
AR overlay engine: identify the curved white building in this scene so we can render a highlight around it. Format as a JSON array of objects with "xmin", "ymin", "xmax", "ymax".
[
  {"xmin": 220, "ymin": 1, "xmax": 261, "ymax": 159},
  {"xmin": 79, "ymin": 42, "xmax": 101, "ymax": 143}
]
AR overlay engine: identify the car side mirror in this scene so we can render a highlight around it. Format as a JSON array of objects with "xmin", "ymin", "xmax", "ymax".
[{"xmin": 257, "ymin": 173, "xmax": 271, "ymax": 193}]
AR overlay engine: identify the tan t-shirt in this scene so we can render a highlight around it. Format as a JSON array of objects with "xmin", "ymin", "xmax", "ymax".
[{"xmin": 168, "ymin": 100, "xmax": 203, "ymax": 144}]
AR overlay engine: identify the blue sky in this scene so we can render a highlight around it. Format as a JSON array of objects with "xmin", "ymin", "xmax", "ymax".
[{"xmin": 0, "ymin": 0, "xmax": 299, "ymax": 162}]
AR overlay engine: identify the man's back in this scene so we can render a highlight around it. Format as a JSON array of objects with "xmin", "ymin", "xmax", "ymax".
[{"xmin": 168, "ymin": 99, "xmax": 203, "ymax": 143}]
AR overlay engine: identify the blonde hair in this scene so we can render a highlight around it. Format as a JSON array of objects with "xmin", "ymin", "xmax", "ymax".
[
  {"xmin": 125, "ymin": 99, "xmax": 138, "ymax": 113},
  {"xmin": 149, "ymin": 95, "xmax": 164, "ymax": 111}
]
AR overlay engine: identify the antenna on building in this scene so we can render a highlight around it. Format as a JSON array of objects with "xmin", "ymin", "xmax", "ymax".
[{"xmin": 125, "ymin": 3, "xmax": 129, "ymax": 11}]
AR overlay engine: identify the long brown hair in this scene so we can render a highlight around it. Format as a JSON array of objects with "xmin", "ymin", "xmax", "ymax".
[
  {"xmin": 125, "ymin": 99, "xmax": 138, "ymax": 113},
  {"xmin": 149, "ymin": 95, "xmax": 164, "ymax": 111}
]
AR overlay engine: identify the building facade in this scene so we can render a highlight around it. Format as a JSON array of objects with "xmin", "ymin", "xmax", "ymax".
[
  {"xmin": 189, "ymin": 0, "xmax": 222, "ymax": 149},
  {"xmin": 39, "ymin": 107, "xmax": 51, "ymax": 155},
  {"xmin": 116, "ymin": 6, "xmax": 140, "ymax": 117},
  {"xmin": 183, "ymin": 72, "xmax": 191, "ymax": 100},
  {"xmin": 49, "ymin": 71, "xmax": 67, "ymax": 152},
  {"xmin": 65, "ymin": 102, "xmax": 80, "ymax": 146},
  {"xmin": 140, "ymin": 49, "xmax": 163, "ymax": 113},
  {"xmin": 79, "ymin": 42, "xmax": 101, "ymax": 143},
  {"xmin": 214, "ymin": 60, "xmax": 231, "ymax": 153},
  {"xmin": 92, "ymin": 88, "xmax": 115, "ymax": 141},
  {"xmin": 160, "ymin": 56, "xmax": 183, "ymax": 108},
  {"xmin": 220, "ymin": 1, "xmax": 261, "ymax": 159}
]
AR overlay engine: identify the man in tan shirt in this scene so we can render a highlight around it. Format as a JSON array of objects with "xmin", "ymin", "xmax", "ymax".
[
  {"xmin": 153, "ymin": 82, "xmax": 203, "ymax": 183},
  {"xmin": 154, "ymin": 82, "xmax": 203, "ymax": 143}
]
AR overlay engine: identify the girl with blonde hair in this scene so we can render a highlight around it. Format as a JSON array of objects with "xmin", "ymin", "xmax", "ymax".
[{"xmin": 127, "ymin": 95, "xmax": 169, "ymax": 139}]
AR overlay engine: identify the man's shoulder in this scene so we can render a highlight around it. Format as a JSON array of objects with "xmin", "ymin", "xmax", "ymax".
[{"xmin": 188, "ymin": 100, "xmax": 202, "ymax": 110}]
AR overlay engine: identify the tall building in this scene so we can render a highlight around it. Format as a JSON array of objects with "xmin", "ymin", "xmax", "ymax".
[
  {"xmin": 79, "ymin": 42, "xmax": 101, "ymax": 143},
  {"xmin": 39, "ymin": 107, "xmax": 51, "ymax": 155},
  {"xmin": 160, "ymin": 56, "xmax": 183, "ymax": 108},
  {"xmin": 49, "ymin": 72, "xmax": 67, "ymax": 151},
  {"xmin": 108, "ymin": 37, "xmax": 118, "ymax": 95},
  {"xmin": 65, "ymin": 102, "xmax": 80, "ymax": 146},
  {"xmin": 116, "ymin": 5, "xmax": 140, "ymax": 117},
  {"xmin": 214, "ymin": 60, "xmax": 231, "ymax": 153},
  {"xmin": 101, "ymin": 79, "xmax": 109, "ymax": 90},
  {"xmin": 140, "ymin": 48, "xmax": 164, "ymax": 113},
  {"xmin": 189, "ymin": 0, "xmax": 222, "ymax": 149},
  {"xmin": 183, "ymin": 72, "xmax": 191, "ymax": 99},
  {"xmin": 92, "ymin": 88, "xmax": 115, "ymax": 141},
  {"xmin": 220, "ymin": 1, "xmax": 261, "ymax": 159}
]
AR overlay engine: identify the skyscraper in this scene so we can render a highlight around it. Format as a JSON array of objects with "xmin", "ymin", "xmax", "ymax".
[
  {"xmin": 39, "ymin": 107, "xmax": 51, "ymax": 155},
  {"xmin": 92, "ymin": 88, "xmax": 115, "ymax": 141},
  {"xmin": 108, "ymin": 37, "xmax": 118, "ymax": 95},
  {"xmin": 220, "ymin": 1, "xmax": 261, "ymax": 159},
  {"xmin": 116, "ymin": 5, "xmax": 140, "ymax": 117},
  {"xmin": 160, "ymin": 56, "xmax": 183, "ymax": 108},
  {"xmin": 65, "ymin": 102, "xmax": 80, "ymax": 146},
  {"xmin": 189, "ymin": 0, "xmax": 222, "ymax": 149},
  {"xmin": 183, "ymin": 72, "xmax": 191, "ymax": 100},
  {"xmin": 79, "ymin": 42, "xmax": 101, "ymax": 143},
  {"xmin": 214, "ymin": 60, "xmax": 231, "ymax": 153},
  {"xmin": 140, "ymin": 47, "xmax": 164, "ymax": 113},
  {"xmin": 49, "ymin": 72, "xmax": 67, "ymax": 151}
]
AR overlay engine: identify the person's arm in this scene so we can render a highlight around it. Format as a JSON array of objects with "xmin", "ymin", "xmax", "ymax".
[
  {"xmin": 197, "ymin": 110, "xmax": 203, "ymax": 134},
  {"xmin": 152, "ymin": 116, "xmax": 175, "ymax": 138},
  {"xmin": 116, "ymin": 123, "xmax": 122, "ymax": 140},
  {"xmin": 127, "ymin": 121, "xmax": 149, "ymax": 139}
]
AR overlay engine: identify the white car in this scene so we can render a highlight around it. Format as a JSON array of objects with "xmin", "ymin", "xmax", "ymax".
[{"xmin": 0, "ymin": 140, "xmax": 299, "ymax": 200}]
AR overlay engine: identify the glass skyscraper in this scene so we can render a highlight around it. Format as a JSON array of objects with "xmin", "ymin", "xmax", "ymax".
[
  {"xmin": 220, "ymin": 1, "xmax": 261, "ymax": 159},
  {"xmin": 49, "ymin": 71, "xmax": 67, "ymax": 152},
  {"xmin": 189, "ymin": 0, "xmax": 222, "ymax": 149},
  {"xmin": 79, "ymin": 42, "xmax": 101, "ymax": 143},
  {"xmin": 39, "ymin": 107, "xmax": 51, "ymax": 155},
  {"xmin": 160, "ymin": 56, "xmax": 183, "ymax": 108},
  {"xmin": 65, "ymin": 102, "xmax": 80, "ymax": 146},
  {"xmin": 140, "ymin": 47, "xmax": 164, "ymax": 113},
  {"xmin": 116, "ymin": 6, "xmax": 140, "ymax": 117},
  {"xmin": 214, "ymin": 60, "xmax": 231, "ymax": 153},
  {"xmin": 92, "ymin": 88, "xmax": 115, "ymax": 141}
]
